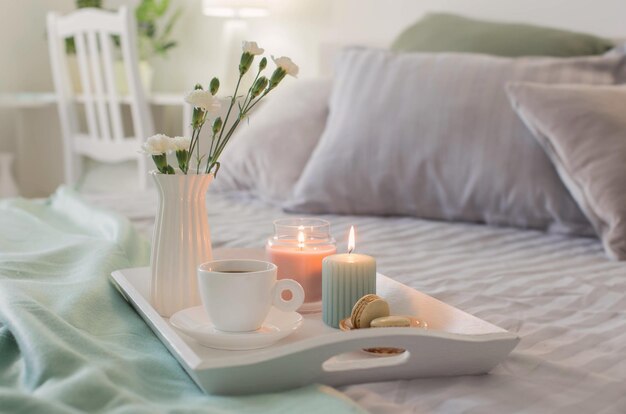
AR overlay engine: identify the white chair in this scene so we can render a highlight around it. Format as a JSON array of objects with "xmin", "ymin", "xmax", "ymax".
[{"xmin": 47, "ymin": 6, "xmax": 154, "ymax": 190}]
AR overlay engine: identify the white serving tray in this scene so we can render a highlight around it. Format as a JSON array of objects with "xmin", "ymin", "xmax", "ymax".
[{"xmin": 110, "ymin": 248, "xmax": 519, "ymax": 395}]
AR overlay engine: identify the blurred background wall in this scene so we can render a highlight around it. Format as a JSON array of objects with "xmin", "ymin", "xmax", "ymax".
[{"xmin": 2, "ymin": 0, "xmax": 626, "ymax": 196}]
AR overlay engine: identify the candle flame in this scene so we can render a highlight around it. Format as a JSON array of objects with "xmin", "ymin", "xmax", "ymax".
[
  {"xmin": 297, "ymin": 231, "xmax": 305, "ymax": 249},
  {"xmin": 348, "ymin": 226, "xmax": 355, "ymax": 254}
]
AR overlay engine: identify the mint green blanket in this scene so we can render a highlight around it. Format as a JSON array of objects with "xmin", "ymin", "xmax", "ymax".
[{"xmin": 0, "ymin": 188, "xmax": 363, "ymax": 413}]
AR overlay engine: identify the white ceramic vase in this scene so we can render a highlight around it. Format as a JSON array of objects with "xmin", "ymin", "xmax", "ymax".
[
  {"xmin": 151, "ymin": 171, "xmax": 214, "ymax": 317},
  {"xmin": 114, "ymin": 60, "xmax": 154, "ymax": 94}
]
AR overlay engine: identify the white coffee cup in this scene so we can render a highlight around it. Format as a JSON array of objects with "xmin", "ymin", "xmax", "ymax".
[{"xmin": 197, "ymin": 259, "xmax": 305, "ymax": 332}]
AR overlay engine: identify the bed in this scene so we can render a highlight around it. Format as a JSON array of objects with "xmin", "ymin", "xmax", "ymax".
[
  {"xmin": 84, "ymin": 189, "xmax": 626, "ymax": 413},
  {"xmin": 3, "ymin": 7, "xmax": 626, "ymax": 412}
]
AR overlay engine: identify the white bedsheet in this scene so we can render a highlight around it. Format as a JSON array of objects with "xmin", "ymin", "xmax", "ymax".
[{"xmin": 87, "ymin": 190, "xmax": 626, "ymax": 414}]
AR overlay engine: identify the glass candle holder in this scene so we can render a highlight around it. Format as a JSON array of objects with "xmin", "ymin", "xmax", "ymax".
[{"xmin": 266, "ymin": 218, "xmax": 337, "ymax": 312}]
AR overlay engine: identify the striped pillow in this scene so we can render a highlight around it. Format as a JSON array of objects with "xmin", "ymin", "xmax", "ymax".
[
  {"xmin": 507, "ymin": 82, "xmax": 626, "ymax": 260},
  {"xmin": 285, "ymin": 48, "xmax": 626, "ymax": 234}
]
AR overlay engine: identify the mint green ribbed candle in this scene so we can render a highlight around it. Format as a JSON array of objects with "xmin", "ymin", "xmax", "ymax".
[{"xmin": 322, "ymin": 253, "xmax": 376, "ymax": 328}]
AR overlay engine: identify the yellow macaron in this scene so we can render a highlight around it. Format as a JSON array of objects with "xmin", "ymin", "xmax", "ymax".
[
  {"xmin": 350, "ymin": 294, "xmax": 390, "ymax": 328},
  {"xmin": 370, "ymin": 315, "xmax": 411, "ymax": 328}
]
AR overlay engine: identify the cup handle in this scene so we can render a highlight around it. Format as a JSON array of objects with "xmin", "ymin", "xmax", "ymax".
[{"xmin": 272, "ymin": 279, "xmax": 305, "ymax": 312}]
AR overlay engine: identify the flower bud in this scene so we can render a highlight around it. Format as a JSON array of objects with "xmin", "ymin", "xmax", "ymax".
[
  {"xmin": 212, "ymin": 117, "xmax": 223, "ymax": 135},
  {"xmin": 239, "ymin": 52, "xmax": 254, "ymax": 76},
  {"xmin": 152, "ymin": 154, "xmax": 174, "ymax": 174},
  {"xmin": 190, "ymin": 84, "xmax": 205, "ymax": 128},
  {"xmin": 192, "ymin": 107, "xmax": 204, "ymax": 129},
  {"xmin": 259, "ymin": 57, "xmax": 267, "ymax": 71},
  {"xmin": 268, "ymin": 67, "xmax": 286, "ymax": 90},
  {"xmin": 175, "ymin": 149, "xmax": 189, "ymax": 173},
  {"xmin": 209, "ymin": 77, "xmax": 219, "ymax": 95},
  {"xmin": 251, "ymin": 76, "xmax": 269, "ymax": 98}
]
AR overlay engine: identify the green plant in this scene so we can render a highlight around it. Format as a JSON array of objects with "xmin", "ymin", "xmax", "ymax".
[
  {"xmin": 135, "ymin": 0, "xmax": 182, "ymax": 59},
  {"xmin": 64, "ymin": 0, "xmax": 181, "ymax": 60},
  {"xmin": 64, "ymin": 0, "xmax": 103, "ymax": 54},
  {"xmin": 76, "ymin": 0, "xmax": 102, "ymax": 7}
]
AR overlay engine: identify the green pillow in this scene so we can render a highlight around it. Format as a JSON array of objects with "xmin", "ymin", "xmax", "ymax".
[{"xmin": 391, "ymin": 13, "xmax": 614, "ymax": 57}]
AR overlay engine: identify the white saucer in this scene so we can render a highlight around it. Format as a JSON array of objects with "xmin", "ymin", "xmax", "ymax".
[
  {"xmin": 298, "ymin": 300, "xmax": 322, "ymax": 314},
  {"xmin": 169, "ymin": 306, "xmax": 303, "ymax": 350}
]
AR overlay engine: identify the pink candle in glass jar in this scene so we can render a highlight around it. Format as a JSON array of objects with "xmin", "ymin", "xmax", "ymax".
[{"xmin": 266, "ymin": 218, "xmax": 336, "ymax": 312}]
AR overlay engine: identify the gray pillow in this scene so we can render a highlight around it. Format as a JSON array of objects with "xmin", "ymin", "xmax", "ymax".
[
  {"xmin": 285, "ymin": 48, "xmax": 626, "ymax": 234},
  {"xmin": 212, "ymin": 79, "xmax": 332, "ymax": 203},
  {"xmin": 391, "ymin": 13, "xmax": 614, "ymax": 57},
  {"xmin": 507, "ymin": 82, "xmax": 626, "ymax": 260}
]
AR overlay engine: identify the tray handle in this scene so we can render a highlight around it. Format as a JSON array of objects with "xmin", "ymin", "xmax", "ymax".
[
  {"xmin": 194, "ymin": 329, "xmax": 517, "ymax": 394},
  {"xmin": 322, "ymin": 348, "xmax": 411, "ymax": 372},
  {"xmin": 311, "ymin": 331, "xmax": 516, "ymax": 377}
]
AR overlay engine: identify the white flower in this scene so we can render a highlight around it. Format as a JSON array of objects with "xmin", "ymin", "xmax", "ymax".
[
  {"xmin": 272, "ymin": 56, "xmax": 299, "ymax": 78},
  {"xmin": 185, "ymin": 89, "xmax": 221, "ymax": 113},
  {"xmin": 242, "ymin": 41, "xmax": 264, "ymax": 55},
  {"xmin": 141, "ymin": 134, "xmax": 175, "ymax": 156},
  {"xmin": 172, "ymin": 136, "xmax": 191, "ymax": 152}
]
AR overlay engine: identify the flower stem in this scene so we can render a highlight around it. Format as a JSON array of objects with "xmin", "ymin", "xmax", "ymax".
[
  {"xmin": 214, "ymin": 74, "xmax": 243, "ymax": 151},
  {"xmin": 208, "ymin": 90, "xmax": 268, "ymax": 172},
  {"xmin": 187, "ymin": 112, "xmax": 207, "ymax": 173},
  {"xmin": 206, "ymin": 130, "xmax": 218, "ymax": 174},
  {"xmin": 196, "ymin": 134, "xmax": 201, "ymax": 174}
]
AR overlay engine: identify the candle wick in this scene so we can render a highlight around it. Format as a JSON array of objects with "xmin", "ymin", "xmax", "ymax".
[
  {"xmin": 297, "ymin": 231, "xmax": 305, "ymax": 251},
  {"xmin": 348, "ymin": 247, "xmax": 353, "ymax": 254}
]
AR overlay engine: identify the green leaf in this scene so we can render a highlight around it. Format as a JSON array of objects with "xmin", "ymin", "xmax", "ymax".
[
  {"xmin": 134, "ymin": 0, "xmax": 181, "ymax": 58},
  {"xmin": 65, "ymin": 37, "xmax": 76, "ymax": 54},
  {"xmin": 160, "ymin": 7, "xmax": 182, "ymax": 40},
  {"xmin": 76, "ymin": 0, "xmax": 102, "ymax": 8},
  {"xmin": 160, "ymin": 41, "xmax": 177, "ymax": 51}
]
